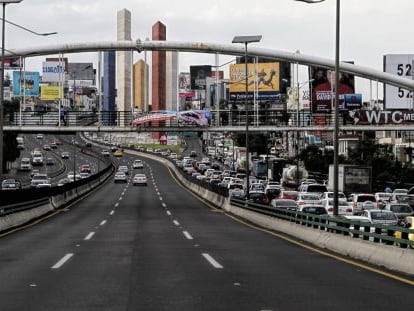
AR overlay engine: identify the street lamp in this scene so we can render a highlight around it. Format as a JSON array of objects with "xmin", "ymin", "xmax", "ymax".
[
  {"xmin": 232, "ymin": 35, "xmax": 262, "ymax": 201},
  {"xmin": 295, "ymin": 0, "xmax": 340, "ymax": 216},
  {"xmin": 0, "ymin": 0, "xmax": 22, "ymax": 175},
  {"xmin": 0, "ymin": 0, "xmax": 57, "ymax": 175}
]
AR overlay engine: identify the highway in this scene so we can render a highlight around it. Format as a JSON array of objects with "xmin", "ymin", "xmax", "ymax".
[{"xmin": 0, "ymin": 152, "xmax": 413, "ymax": 310}]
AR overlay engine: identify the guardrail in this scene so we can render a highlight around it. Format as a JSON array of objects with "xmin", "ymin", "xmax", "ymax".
[{"xmin": 230, "ymin": 198, "xmax": 414, "ymax": 249}]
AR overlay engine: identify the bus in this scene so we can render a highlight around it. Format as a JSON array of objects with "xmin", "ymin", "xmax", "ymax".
[{"xmin": 253, "ymin": 160, "xmax": 268, "ymax": 179}]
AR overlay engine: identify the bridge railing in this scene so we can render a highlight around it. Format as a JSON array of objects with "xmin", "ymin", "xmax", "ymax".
[
  {"xmin": 230, "ymin": 198, "xmax": 414, "ymax": 249},
  {"xmin": 6, "ymin": 109, "xmax": 339, "ymax": 128}
]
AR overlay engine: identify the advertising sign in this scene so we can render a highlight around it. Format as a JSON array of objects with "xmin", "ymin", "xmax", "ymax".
[
  {"xmin": 42, "ymin": 61, "xmax": 65, "ymax": 82},
  {"xmin": 310, "ymin": 66, "xmax": 355, "ymax": 112},
  {"xmin": 229, "ymin": 62, "xmax": 280, "ymax": 101},
  {"xmin": 178, "ymin": 72, "xmax": 195, "ymax": 98},
  {"xmin": 2, "ymin": 57, "xmax": 22, "ymax": 69},
  {"xmin": 383, "ymin": 54, "xmax": 414, "ymax": 109},
  {"xmin": 12, "ymin": 71, "xmax": 40, "ymax": 96},
  {"xmin": 190, "ymin": 65, "xmax": 212, "ymax": 90},
  {"xmin": 347, "ymin": 109, "xmax": 414, "ymax": 125},
  {"xmin": 344, "ymin": 93, "xmax": 362, "ymax": 109},
  {"xmin": 40, "ymin": 86, "xmax": 62, "ymax": 101}
]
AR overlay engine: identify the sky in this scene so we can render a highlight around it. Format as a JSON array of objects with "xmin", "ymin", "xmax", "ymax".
[{"xmin": 3, "ymin": 0, "xmax": 414, "ymax": 101}]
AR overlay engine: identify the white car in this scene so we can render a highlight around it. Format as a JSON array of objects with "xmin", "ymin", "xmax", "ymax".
[
  {"xmin": 30, "ymin": 174, "xmax": 50, "ymax": 187},
  {"xmin": 133, "ymin": 173, "xmax": 147, "ymax": 186},
  {"xmin": 101, "ymin": 149, "xmax": 110, "ymax": 156},
  {"xmin": 118, "ymin": 165, "xmax": 129, "ymax": 175},
  {"xmin": 114, "ymin": 171, "xmax": 128, "ymax": 183},
  {"xmin": 67, "ymin": 171, "xmax": 81, "ymax": 182},
  {"xmin": 322, "ymin": 199, "xmax": 353, "ymax": 216},
  {"xmin": 133, "ymin": 159, "xmax": 144, "ymax": 169}
]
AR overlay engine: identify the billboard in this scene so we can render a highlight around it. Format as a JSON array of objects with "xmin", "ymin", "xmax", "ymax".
[
  {"xmin": 229, "ymin": 62, "xmax": 280, "ymax": 101},
  {"xmin": 178, "ymin": 72, "xmax": 195, "ymax": 98},
  {"xmin": 2, "ymin": 57, "xmax": 22, "ymax": 69},
  {"xmin": 12, "ymin": 71, "xmax": 40, "ymax": 96},
  {"xmin": 42, "ymin": 61, "xmax": 66, "ymax": 82},
  {"xmin": 344, "ymin": 93, "xmax": 362, "ymax": 109},
  {"xmin": 190, "ymin": 65, "xmax": 212, "ymax": 90},
  {"xmin": 383, "ymin": 54, "xmax": 414, "ymax": 109},
  {"xmin": 40, "ymin": 86, "xmax": 62, "ymax": 101},
  {"xmin": 310, "ymin": 66, "xmax": 355, "ymax": 112}
]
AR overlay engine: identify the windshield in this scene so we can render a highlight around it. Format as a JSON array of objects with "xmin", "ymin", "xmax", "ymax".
[
  {"xmin": 390, "ymin": 205, "xmax": 412, "ymax": 213},
  {"xmin": 371, "ymin": 212, "xmax": 396, "ymax": 220}
]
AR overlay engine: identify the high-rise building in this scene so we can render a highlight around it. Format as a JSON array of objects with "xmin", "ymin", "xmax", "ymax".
[
  {"xmin": 166, "ymin": 51, "xmax": 178, "ymax": 111},
  {"xmin": 103, "ymin": 51, "xmax": 116, "ymax": 126},
  {"xmin": 152, "ymin": 21, "xmax": 166, "ymax": 112},
  {"xmin": 133, "ymin": 59, "xmax": 149, "ymax": 112},
  {"xmin": 117, "ymin": 8, "xmax": 132, "ymax": 125}
]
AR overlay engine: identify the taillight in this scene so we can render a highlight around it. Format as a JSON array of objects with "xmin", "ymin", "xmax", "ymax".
[
  {"xmin": 328, "ymin": 207, "xmax": 334, "ymax": 212},
  {"xmin": 346, "ymin": 208, "xmax": 352, "ymax": 213}
]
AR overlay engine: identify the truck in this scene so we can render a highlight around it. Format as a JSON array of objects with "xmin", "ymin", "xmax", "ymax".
[
  {"xmin": 281, "ymin": 165, "xmax": 308, "ymax": 189},
  {"xmin": 328, "ymin": 164, "xmax": 372, "ymax": 194}
]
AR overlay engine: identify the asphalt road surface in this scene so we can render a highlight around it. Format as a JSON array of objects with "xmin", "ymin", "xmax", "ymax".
[{"xmin": 0, "ymin": 152, "xmax": 413, "ymax": 310}]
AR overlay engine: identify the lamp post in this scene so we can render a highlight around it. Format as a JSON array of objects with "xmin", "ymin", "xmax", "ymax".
[
  {"xmin": 232, "ymin": 35, "xmax": 262, "ymax": 200},
  {"xmin": 295, "ymin": 0, "xmax": 340, "ymax": 216},
  {"xmin": 0, "ymin": 0, "xmax": 21, "ymax": 175},
  {"xmin": 0, "ymin": 1, "xmax": 57, "ymax": 175}
]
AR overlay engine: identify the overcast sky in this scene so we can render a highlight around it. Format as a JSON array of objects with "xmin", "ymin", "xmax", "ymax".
[{"xmin": 4, "ymin": 0, "xmax": 414, "ymax": 100}]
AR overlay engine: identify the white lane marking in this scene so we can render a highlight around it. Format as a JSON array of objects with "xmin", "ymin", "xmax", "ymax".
[
  {"xmin": 100, "ymin": 220, "xmax": 107, "ymax": 226},
  {"xmin": 159, "ymin": 197, "xmax": 163, "ymax": 201},
  {"xmin": 157, "ymin": 192, "xmax": 160, "ymax": 195},
  {"xmin": 173, "ymin": 220, "xmax": 180, "ymax": 226},
  {"xmin": 51, "ymin": 253, "xmax": 74, "ymax": 269},
  {"xmin": 166, "ymin": 210, "xmax": 171, "ymax": 216},
  {"xmin": 202, "ymin": 253, "xmax": 223, "ymax": 269},
  {"xmin": 110, "ymin": 210, "xmax": 115, "ymax": 215},
  {"xmin": 84, "ymin": 232, "xmax": 95, "ymax": 240},
  {"xmin": 162, "ymin": 203, "xmax": 167, "ymax": 208},
  {"xmin": 183, "ymin": 231, "xmax": 193, "ymax": 240},
  {"xmin": 119, "ymin": 197, "xmax": 123, "ymax": 201},
  {"xmin": 114, "ymin": 203, "xmax": 119, "ymax": 208}
]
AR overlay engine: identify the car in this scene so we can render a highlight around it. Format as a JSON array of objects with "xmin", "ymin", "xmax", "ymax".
[
  {"xmin": 296, "ymin": 193, "xmax": 321, "ymax": 206},
  {"xmin": 190, "ymin": 150, "xmax": 197, "ymax": 157},
  {"xmin": 118, "ymin": 165, "xmax": 129, "ymax": 175},
  {"xmin": 101, "ymin": 149, "xmax": 110, "ymax": 156},
  {"xmin": 67, "ymin": 171, "xmax": 81, "ymax": 182},
  {"xmin": 30, "ymin": 169, "xmax": 40, "ymax": 178},
  {"xmin": 80, "ymin": 164, "xmax": 92, "ymax": 173},
  {"xmin": 269, "ymin": 199, "xmax": 298, "ymax": 212},
  {"xmin": 375, "ymin": 192, "xmax": 393, "ymax": 209},
  {"xmin": 322, "ymin": 199, "xmax": 353, "ymax": 216},
  {"xmin": 61, "ymin": 151, "xmax": 70, "ymax": 159},
  {"xmin": 351, "ymin": 193, "xmax": 377, "ymax": 215},
  {"xmin": 228, "ymin": 183, "xmax": 245, "ymax": 199},
  {"xmin": 53, "ymin": 139, "xmax": 61, "ymax": 145},
  {"xmin": 114, "ymin": 149, "xmax": 123, "ymax": 157},
  {"xmin": 264, "ymin": 185, "xmax": 282, "ymax": 201},
  {"xmin": 114, "ymin": 171, "xmax": 128, "ymax": 183},
  {"xmin": 36, "ymin": 134, "xmax": 44, "ymax": 139},
  {"xmin": 43, "ymin": 144, "xmax": 51, "ymax": 151},
  {"xmin": 57, "ymin": 178, "xmax": 71, "ymax": 186},
  {"xmin": 133, "ymin": 159, "xmax": 144, "ymax": 169},
  {"xmin": 279, "ymin": 190, "xmax": 299, "ymax": 200},
  {"xmin": 50, "ymin": 142, "xmax": 58, "ymax": 149},
  {"xmin": 80, "ymin": 172, "xmax": 91, "ymax": 179},
  {"xmin": 1, "ymin": 179, "xmax": 21, "ymax": 190},
  {"xmin": 298, "ymin": 204, "xmax": 328, "ymax": 215},
  {"xmin": 46, "ymin": 157, "xmax": 55, "ymax": 165},
  {"xmin": 31, "ymin": 152, "xmax": 44, "ymax": 166},
  {"xmin": 248, "ymin": 191, "xmax": 269, "ymax": 205},
  {"xmin": 110, "ymin": 145, "xmax": 118, "ymax": 152},
  {"xmin": 133, "ymin": 173, "xmax": 147, "ymax": 186},
  {"xmin": 30, "ymin": 174, "xmax": 50, "ymax": 188},
  {"xmin": 384, "ymin": 203, "xmax": 413, "ymax": 220},
  {"xmin": 319, "ymin": 191, "xmax": 347, "ymax": 203},
  {"xmin": 298, "ymin": 183, "xmax": 328, "ymax": 195},
  {"xmin": 20, "ymin": 157, "xmax": 32, "ymax": 171},
  {"xmin": 361, "ymin": 209, "xmax": 398, "ymax": 226}
]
